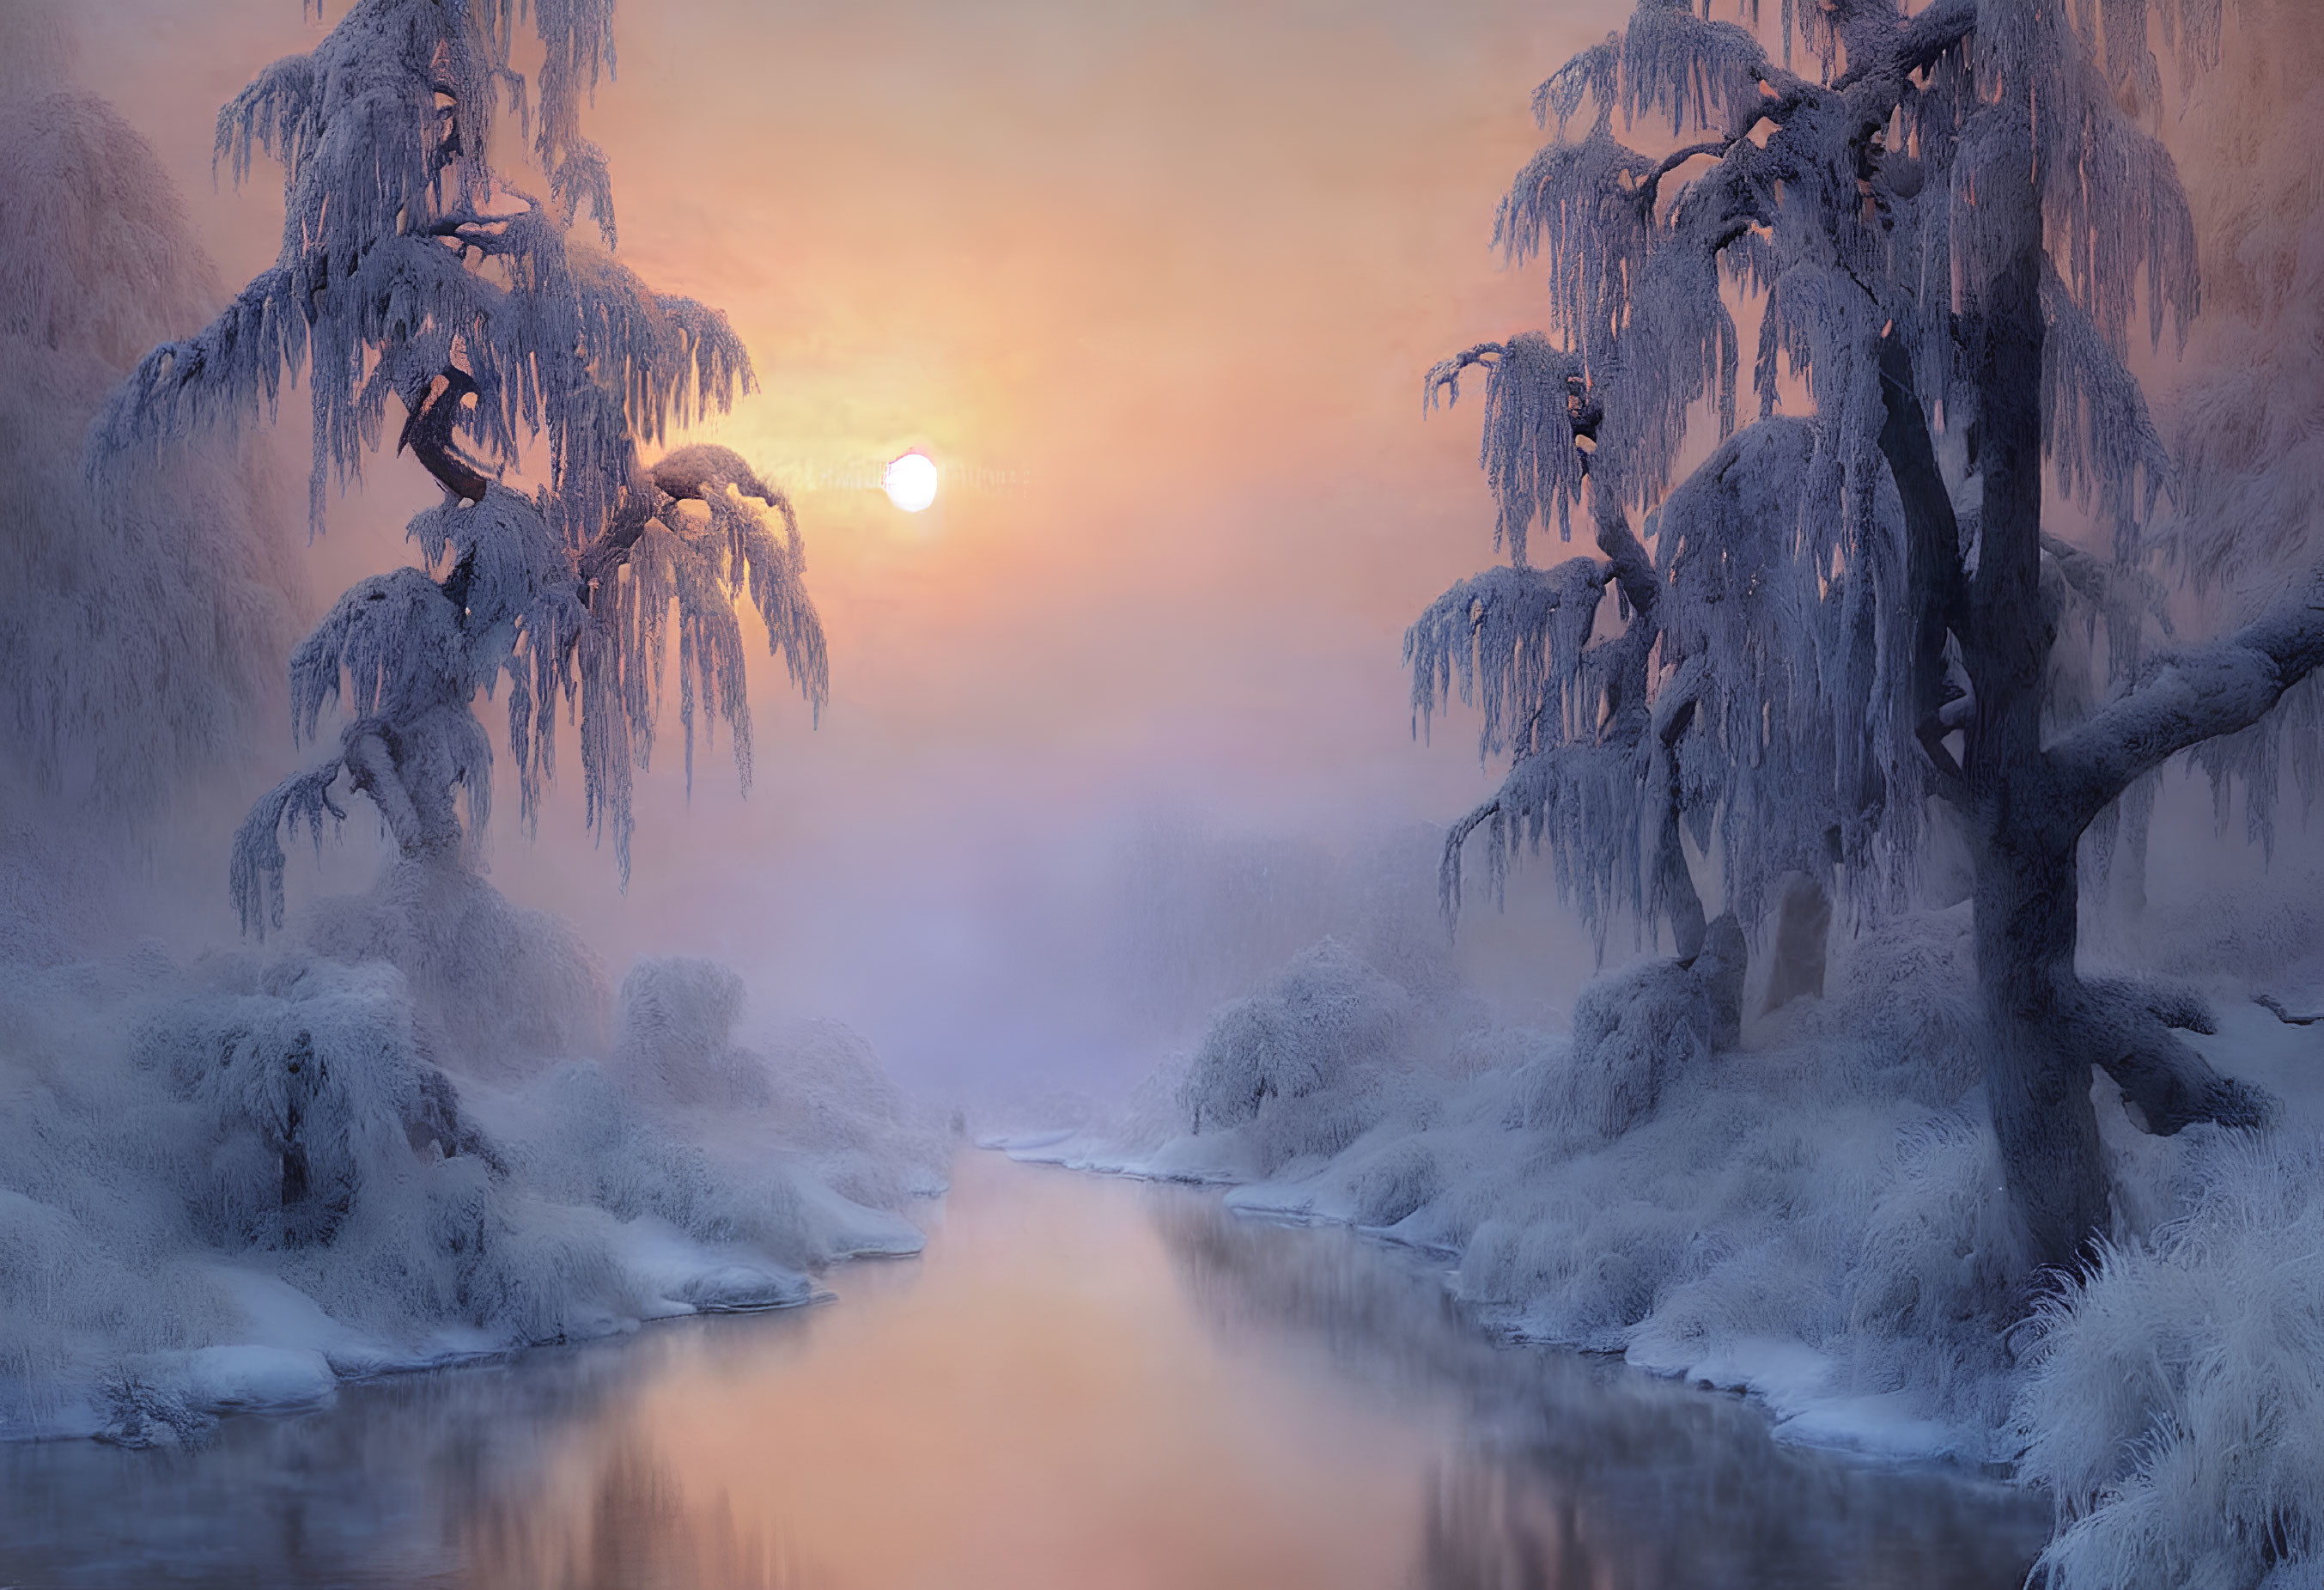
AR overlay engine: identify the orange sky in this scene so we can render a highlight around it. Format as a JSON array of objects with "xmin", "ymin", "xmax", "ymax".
[{"xmin": 66, "ymin": 0, "xmax": 1623, "ymax": 1086}]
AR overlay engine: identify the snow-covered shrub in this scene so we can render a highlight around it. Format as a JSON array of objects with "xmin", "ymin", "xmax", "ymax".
[
  {"xmin": 1348, "ymin": 1138, "xmax": 1441, "ymax": 1228},
  {"xmin": 1250, "ymin": 1081, "xmax": 1395, "ymax": 1175},
  {"xmin": 1839, "ymin": 1109, "xmax": 2027, "ymax": 1427},
  {"xmin": 306, "ymin": 862, "xmax": 609, "ymax": 1074},
  {"xmin": 134, "ymin": 958, "xmax": 491, "ymax": 1250},
  {"xmin": 750, "ymin": 1018, "xmax": 951, "ymax": 1209},
  {"xmin": 495, "ymin": 1060, "xmax": 794, "ymax": 1250},
  {"xmin": 1180, "ymin": 939, "xmax": 1409, "ymax": 1135},
  {"xmin": 1770, "ymin": 903, "xmax": 1984, "ymax": 1107},
  {"xmin": 606, "ymin": 959, "xmax": 946, "ymax": 1206},
  {"xmin": 2015, "ymin": 1134, "xmax": 2324, "ymax": 1590},
  {"xmin": 1173, "ymin": 938, "xmax": 1418, "ymax": 1177},
  {"xmin": 1512, "ymin": 914, "xmax": 1745, "ymax": 1138},
  {"xmin": 613, "ymin": 956, "xmax": 762, "ymax": 1108}
]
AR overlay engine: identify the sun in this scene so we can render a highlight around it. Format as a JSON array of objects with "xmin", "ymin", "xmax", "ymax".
[{"xmin": 882, "ymin": 451, "xmax": 939, "ymax": 513}]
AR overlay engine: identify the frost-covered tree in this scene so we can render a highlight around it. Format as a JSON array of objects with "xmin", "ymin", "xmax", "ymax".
[
  {"xmin": 1414, "ymin": 0, "xmax": 2309, "ymax": 1267},
  {"xmin": 90, "ymin": 0, "xmax": 828, "ymax": 930},
  {"xmin": 1, "ymin": 86, "xmax": 298, "ymax": 828}
]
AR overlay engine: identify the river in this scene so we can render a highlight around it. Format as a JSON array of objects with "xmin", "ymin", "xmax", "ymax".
[{"xmin": 0, "ymin": 1155, "xmax": 2047, "ymax": 1588}]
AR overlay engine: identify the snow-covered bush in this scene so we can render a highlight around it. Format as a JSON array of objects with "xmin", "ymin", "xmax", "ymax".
[
  {"xmin": 1180, "ymin": 939, "xmax": 1408, "ymax": 1136},
  {"xmin": 613, "ymin": 956, "xmax": 758, "ymax": 1106},
  {"xmin": 1347, "ymin": 1138, "xmax": 1443, "ymax": 1229},
  {"xmin": 608, "ymin": 958, "xmax": 946, "ymax": 1203},
  {"xmin": 134, "ymin": 958, "xmax": 493, "ymax": 1251},
  {"xmin": 1781, "ymin": 905, "xmax": 1984, "ymax": 1107},
  {"xmin": 305, "ymin": 862, "xmax": 609, "ymax": 1074},
  {"xmin": 2016, "ymin": 1135, "xmax": 2324, "ymax": 1590},
  {"xmin": 749, "ymin": 1017, "xmax": 952, "ymax": 1209},
  {"xmin": 0, "ymin": 931, "xmax": 945, "ymax": 1438},
  {"xmin": 1511, "ymin": 914, "xmax": 1745, "ymax": 1138}
]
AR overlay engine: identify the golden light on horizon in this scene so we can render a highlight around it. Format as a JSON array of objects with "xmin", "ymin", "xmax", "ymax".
[{"xmin": 883, "ymin": 450, "xmax": 939, "ymax": 513}]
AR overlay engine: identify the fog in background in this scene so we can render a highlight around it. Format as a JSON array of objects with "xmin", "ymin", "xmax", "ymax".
[
  {"xmin": 25, "ymin": 0, "xmax": 2317, "ymax": 1105},
  {"xmin": 19, "ymin": 0, "xmax": 1612, "ymax": 1103}
]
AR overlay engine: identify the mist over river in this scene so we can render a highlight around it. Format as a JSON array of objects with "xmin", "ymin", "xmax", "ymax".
[{"xmin": 1, "ymin": 1158, "xmax": 2045, "ymax": 1590}]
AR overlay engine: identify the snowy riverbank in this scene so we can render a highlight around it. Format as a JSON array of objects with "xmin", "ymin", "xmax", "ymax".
[
  {"xmin": 0, "ymin": 934, "xmax": 947, "ymax": 1446},
  {"xmin": 991, "ymin": 898, "xmax": 2324, "ymax": 1586}
]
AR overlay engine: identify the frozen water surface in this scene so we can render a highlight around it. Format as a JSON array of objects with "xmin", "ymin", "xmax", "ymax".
[{"xmin": 0, "ymin": 1157, "xmax": 2045, "ymax": 1589}]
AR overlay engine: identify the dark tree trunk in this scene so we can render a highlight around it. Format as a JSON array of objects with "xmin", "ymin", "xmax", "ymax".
[
  {"xmin": 1872, "ymin": 109, "xmax": 2284, "ymax": 1273},
  {"xmin": 1969, "ymin": 807, "xmax": 2111, "ymax": 1270},
  {"xmin": 1953, "ymin": 111, "xmax": 2118, "ymax": 1273},
  {"xmin": 1760, "ymin": 872, "xmax": 1831, "ymax": 1014}
]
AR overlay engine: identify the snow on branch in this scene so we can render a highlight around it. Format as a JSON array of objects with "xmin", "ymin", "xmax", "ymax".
[
  {"xmin": 2050, "ymin": 563, "xmax": 2324, "ymax": 830},
  {"xmin": 1406, "ymin": 558, "xmax": 1606, "ymax": 758},
  {"xmin": 108, "ymin": 0, "xmax": 830, "ymax": 919},
  {"xmin": 1425, "ymin": 334, "xmax": 1590, "ymax": 562},
  {"xmin": 2041, "ymin": 272, "xmax": 2175, "ymax": 527},
  {"xmin": 290, "ymin": 569, "xmax": 470, "ymax": 744},
  {"xmin": 1619, "ymin": 0, "xmax": 1769, "ymax": 138},
  {"xmin": 1652, "ymin": 414, "xmax": 1913, "ymax": 921},
  {"xmin": 1494, "ymin": 133, "xmax": 1657, "ymax": 372},
  {"xmin": 1442, "ymin": 740, "xmax": 1654, "ymax": 953},
  {"xmin": 231, "ymin": 759, "xmax": 348, "ymax": 936},
  {"xmin": 1533, "ymin": 34, "xmax": 1622, "ymax": 134}
]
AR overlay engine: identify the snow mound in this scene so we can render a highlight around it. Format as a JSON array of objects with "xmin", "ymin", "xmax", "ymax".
[{"xmin": 0, "ymin": 926, "xmax": 941, "ymax": 1440}]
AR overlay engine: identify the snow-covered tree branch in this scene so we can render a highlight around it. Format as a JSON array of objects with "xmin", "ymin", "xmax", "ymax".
[
  {"xmin": 88, "ymin": 0, "xmax": 830, "ymax": 929},
  {"xmin": 1411, "ymin": 0, "xmax": 2292, "ymax": 1271}
]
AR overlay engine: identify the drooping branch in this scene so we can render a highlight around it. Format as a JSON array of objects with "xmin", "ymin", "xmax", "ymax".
[
  {"xmin": 2041, "ymin": 533, "xmax": 2174, "ymax": 645},
  {"xmin": 1635, "ymin": 138, "xmax": 1734, "ymax": 213},
  {"xmin": 1439, "ymin": 793, "xmax": 1502, "ymax": 923},
  {"xmin": 228, "ymin": 758, "xmax": 347, "ymax": 936},
  {"xmin": 1888, "ymin": 0, "xmax": 1977, "ymax": 80}
]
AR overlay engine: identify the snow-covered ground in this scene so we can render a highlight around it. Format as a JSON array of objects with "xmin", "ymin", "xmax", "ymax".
[
  {"xmin": 0, "ymin": 880, "xmax": 950, "ymax": 1446},
  {"xmin": 991, "ymin": 888, "xmax": 2324, "ymax": 1585}
]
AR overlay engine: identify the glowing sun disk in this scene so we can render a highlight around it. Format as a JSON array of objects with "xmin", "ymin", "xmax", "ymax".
[{"xmin": 884, "ymin": 451, "xmax": 939, "ymax": 513}]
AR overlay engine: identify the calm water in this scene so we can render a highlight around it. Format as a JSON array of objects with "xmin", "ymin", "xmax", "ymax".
[{"xmin": 0, "ymin": 1157, "xmax": 2047, "ymax": 1589}]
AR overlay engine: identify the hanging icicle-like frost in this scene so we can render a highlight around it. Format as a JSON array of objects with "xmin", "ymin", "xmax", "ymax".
[
  {"xmin": 1974, "ymin": 0, "xmax": 2201, "ymax": 358},
  {"xmin": 98, "ymin": 0, "xmax": 828, "ymax": 926},
  {"xmin": 1494, "ymin": 133, "xmax": 1657, "ymax": 375},
  {"xmin": 1425, "ymin": 336, "xmax": 1589, "ymax": 561},
  {"xmin": 1618, "ymin": 0, "xmax": 1767, "ymax": 138},
  {"xmin": 1405, "ymin": 558, "xmax": 1607, "ymax": 758}
]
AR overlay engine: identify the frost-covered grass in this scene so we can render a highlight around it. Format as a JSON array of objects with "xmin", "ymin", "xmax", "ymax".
[
  {"xmin": 2017, "ymin": 1137, "xmax": 2324, "ymax": 1590},
  {"xmin": 1017, "ymin": 886, "xmax": 2324, "ymax": 1575},
  {"xmin": 0, "ymin": 916, "xmax": 947, "ymax": 1446}
]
